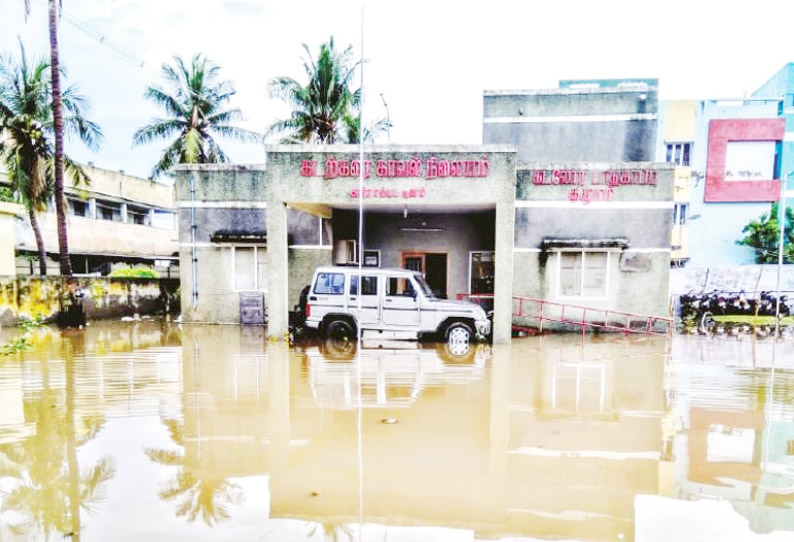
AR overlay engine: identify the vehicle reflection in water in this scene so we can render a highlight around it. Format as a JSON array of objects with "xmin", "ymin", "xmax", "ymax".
[{"xmin": 0, "ymin": 322, "xmax": 791, "ymax": 541}]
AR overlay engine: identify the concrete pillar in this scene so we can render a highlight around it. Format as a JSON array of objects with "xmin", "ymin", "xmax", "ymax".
[
  {"xmin": 266, "ymin": 201, "xmax": 289, "ymax": 339},
  {"xmin": 120, "ymin": 202, "xmax": 128, "ymax": 223},
  {"xmin": 0, "ymin": 202, "xmax": 24, "ymax": 277},
  {"xmin": 493, "ymin": 201, "xmax": 515, "ymax": 343},
  {"xmin": 268, "ymin": 342, "xmax": 290, "ymax": 467},
  {"xmin": 88, "ymin": 198, "xmax": 97, "ymax": 220}
]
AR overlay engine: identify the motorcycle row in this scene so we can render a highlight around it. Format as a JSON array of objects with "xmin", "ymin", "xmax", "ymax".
[{"xmin": 679, "ymin": 290, "xmax": 792, "ymax": 335}]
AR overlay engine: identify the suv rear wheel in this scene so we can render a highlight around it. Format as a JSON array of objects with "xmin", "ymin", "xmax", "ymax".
[
  {"xmin": 324, "ymin": 318, "xmax": 356, "ymax": 342},
  {"xmin": 445, "ymin": 321, "xmax": 473, "ymax": 345}
]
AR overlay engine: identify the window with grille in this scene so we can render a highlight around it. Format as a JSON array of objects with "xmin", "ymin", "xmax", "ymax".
[{"xmin": 665, "ymin": 142, "xmax": 692, "ymax": 166}]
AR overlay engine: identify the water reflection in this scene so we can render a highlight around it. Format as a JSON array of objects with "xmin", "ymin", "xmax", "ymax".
[{"xmin": 0, "ymin": 322, "xmax": 791, "ymax": 541}]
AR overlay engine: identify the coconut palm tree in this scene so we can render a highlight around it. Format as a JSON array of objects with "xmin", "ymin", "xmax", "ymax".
[
  {"xmin": 144, "ymin": 417, "xmax": 242, "ymax": 525},
  {"xmin": 19, "ymin": 0, "xmax": 72, "ymax": 276},
  {"xmin": 0, "ymin": 43, "xmax": 101, "ymax": 275},
  {"xmin": 267, "ymin": 37, "xmax": 389, "ymax": 144},
  {"xmin": 0, "ymin": 342, "xmax": 114, "ymax": 541},
  {"xmin": 133, "ymin": 54, "xmax": 259, "ymax": 179}
]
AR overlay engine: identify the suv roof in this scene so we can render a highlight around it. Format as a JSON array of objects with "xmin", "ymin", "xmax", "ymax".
[{"xmin": 315, "ymin": 266, "xmax": 419, "ymax": 276}]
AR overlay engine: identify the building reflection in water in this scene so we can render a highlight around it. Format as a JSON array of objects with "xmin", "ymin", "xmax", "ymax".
[
  {"xmin": 0, "ymin": 323, "xmax": 792, "ymax": 541},
  {"xmin": 665, "ymin": 335, "xmax": 794, "ymax": 537},
  {"xmin": 170, "ymin": 328, "xmax": 669, "ymax": 542}
]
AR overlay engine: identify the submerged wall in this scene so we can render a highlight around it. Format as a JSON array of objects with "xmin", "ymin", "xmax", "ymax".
[{"xmin": 0, "ymin": 277, "xmax": 179, "ymax": 326}]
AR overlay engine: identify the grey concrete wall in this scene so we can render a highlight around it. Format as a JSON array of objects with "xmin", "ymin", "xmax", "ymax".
[
  {"xmin": 179, "ymin": 245, "xmax": 246, "ymax": 324},
  {"xmin": 483, "ymin": 88, "xmax": 658, "ymax": 163},
  {"xmin": 514, "ymin": 208, "xmax": 671, "ymax": 249},
  {"xmin": 484, "ymin": 89, "xmax": 658, "ymax": 118},
  {"xmin": 288, "ymin": 249, "xmax": 332, "ymax": 308},
  {"xmin": 178, "ymin": 208, "xmax": 267, "ymax": 243},
  {"xmin": 511, "ymin": 163, "xmax": 674, "ymax": 321},
  {"xmin": 486, "ymin": 121, "xmax": 657, "ymax": 163},
  {"xmin": 175, "ymin": 167, "xmax": 269, "ymax": 324},
  {"xmin": 175, "ymin": 166, "xmax": 267, "ymax": 202}
]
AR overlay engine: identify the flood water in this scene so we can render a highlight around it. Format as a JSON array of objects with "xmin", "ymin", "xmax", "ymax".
[{"xmin": 0, "ymin": 321, "xmax": 792, "ymax": 541}]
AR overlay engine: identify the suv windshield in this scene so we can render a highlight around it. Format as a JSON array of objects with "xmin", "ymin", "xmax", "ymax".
[{"xmin": 412, "ymin": 274, "xmax": 436, "ymax": 298}]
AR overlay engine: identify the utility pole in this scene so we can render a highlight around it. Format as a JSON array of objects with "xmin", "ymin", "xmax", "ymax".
[{"xmin": 774, "ymin": 171, "xmax": 793, "ymax": 340}]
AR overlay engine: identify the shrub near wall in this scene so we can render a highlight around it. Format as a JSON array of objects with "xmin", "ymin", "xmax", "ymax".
[{"xmin": 0, "ymin": 277, "xmax": 179, "ymax": 326}]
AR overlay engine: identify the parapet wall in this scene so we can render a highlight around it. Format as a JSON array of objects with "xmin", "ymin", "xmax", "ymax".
[{"xmin": 0, "ymin": 277, "xmax": 179, "ymax": 326}]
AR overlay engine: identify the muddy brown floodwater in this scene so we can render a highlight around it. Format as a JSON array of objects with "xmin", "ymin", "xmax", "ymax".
[{"xmin": 0, "ymin": 321, "xmax": 792, "ymax": 541}]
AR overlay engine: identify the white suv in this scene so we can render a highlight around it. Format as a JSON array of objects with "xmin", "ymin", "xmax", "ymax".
[{"xmin": 302, "ymin": 266, "xmax": 491, "ymax": 344}]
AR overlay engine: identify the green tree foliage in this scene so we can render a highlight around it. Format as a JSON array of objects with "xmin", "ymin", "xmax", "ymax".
[
  {"xmin": 108, "ymin": 266, "xmax": 159, "ymax": 279},
  {"xmin": 0, "ymin": 184, "xmax": 14, "ymax": 202},
  {"xmin": 737, "ymin": 202, "xmax": 794, "ymax": 263},
  {"xmin": 133, "ymin": 54, "xmax": 259, "ymax": 179},
  {"xmin": 0, "ymin": 42, "xmax": 101, "ymax": 275},
  {"xmin": 267, "ymin": 37, "xmax": 389, "ymax": 144}
]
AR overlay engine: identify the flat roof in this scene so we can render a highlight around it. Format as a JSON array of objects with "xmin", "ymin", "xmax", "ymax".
[{"xmin": 483, "ymin": 86, "xmax": 655, "ymax": 97}]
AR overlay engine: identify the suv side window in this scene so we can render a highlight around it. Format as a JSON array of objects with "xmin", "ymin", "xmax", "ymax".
[
  {"xmin": 386, "ymin": 277, "xmax": 416, "ymax": 297},
  {"xmin": 350, "ymin": 275, "xmax": 378, "ymax": 295},
  {"xmin": 314, "ymin": 272, "xmax": 345, "ymax": 295}
]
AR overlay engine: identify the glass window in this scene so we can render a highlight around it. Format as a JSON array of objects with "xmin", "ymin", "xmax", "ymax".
[
  {"xmin": 386, "ymin": 277, "xmax": 415, "ymax": 297},
  {"xmin": 559, "ymin": 253, "xmax": 583, "ymax": 297},
  {"xmin": 559, "ymin": 251, "xmax": 609, "ymax": 298},
  {"xmin": 234, "ymin": 247, "xmax": 256, "ymax": 291},
  {"xmin": 666, "ymin": 142, "xmax": 692, "ymax": 166},
  {"xmin": 582, "ymin": 252, "xmax": 607, "ymax": 298},
  {"xmin": 674, "ymin": 203, "xmax": 688, "ymax": 225},
  {"xmin": 256, "ymin": 248, "xmax": 267, "ymax": 290},
  {"xmin": 350, "ymin": 275, "xmax": 378, "ymax": 295},
  {"xmin": 70, "ymin": 199, "xmax": 88, "ymax": 217},
  {"xmin": 314, "ymin": 272, "xmax": 345, "ymax": 295},
  {"xmin": 321, "ymin": 218, "xmax": 332, "ymax": 246},
  {"xmin": 470, "ymin": 251, "xmax": 495, "ymax": 294}
]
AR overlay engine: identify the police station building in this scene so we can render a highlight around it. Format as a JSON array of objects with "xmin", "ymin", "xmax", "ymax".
[{"xmin": 175, "ymin": 143, "xmax": 674, "ymax": 343}]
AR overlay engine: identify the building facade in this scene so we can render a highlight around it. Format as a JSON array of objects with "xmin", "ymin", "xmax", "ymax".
[
  {"xmin": 6, "ymin": 165, "xmax": 179, "ymax": 276},
  {"xmin": 174, "ymin": 146, "xmax": 674, "ymax": 343},
  {"xmin": 656, "ymin": 63, "xmax": 794, "ymax": 268},
  {"xmin": 483, "ymin": 78, "xmax": 659, "ymax": 164}
]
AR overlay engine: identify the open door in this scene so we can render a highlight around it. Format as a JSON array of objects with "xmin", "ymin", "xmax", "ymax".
[{"xmin": 401, "ymin": 252, "xmax": 448, "ymax": 298}]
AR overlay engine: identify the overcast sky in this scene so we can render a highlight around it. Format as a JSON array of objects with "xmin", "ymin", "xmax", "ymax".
[{"xmin": 2, "ymin": 0, "xmax": 793, "ymax": 180}]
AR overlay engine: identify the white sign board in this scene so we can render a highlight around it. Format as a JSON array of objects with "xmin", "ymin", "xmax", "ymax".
[{"xmin": 724, "ymin": 141, "xmax": 776, "ymax": 181}]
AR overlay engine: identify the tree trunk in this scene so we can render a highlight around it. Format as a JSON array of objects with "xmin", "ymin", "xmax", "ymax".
[
  {"xmin": 49, "ymin": 0, "xmax": 71, "ymax": 277},
  {"xmin": 64, "ymin": 341, "xmax": 82, "ymax": 541},
  {"xmin": 28, "ymin": 207, "xmax": 48, "ymax": 275}
]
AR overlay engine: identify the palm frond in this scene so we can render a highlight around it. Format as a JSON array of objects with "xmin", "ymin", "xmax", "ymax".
[
  {"xmin": 132, "ymin": 119, "xmax": 186, "ymax": 146},
  {"xmin": 134, "ymin": 54, "xmax": 249, "ymax": 177}
]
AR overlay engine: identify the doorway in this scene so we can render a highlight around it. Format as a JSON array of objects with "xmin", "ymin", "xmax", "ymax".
[{"xmin": 401, "ymin": 252, "xmax": 448, "ymax": 298}]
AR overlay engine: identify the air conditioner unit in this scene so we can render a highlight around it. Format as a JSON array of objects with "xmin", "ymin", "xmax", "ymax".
[{"xmin": 333, "ymin": 239, "xmax": 358, "ymax": 264}]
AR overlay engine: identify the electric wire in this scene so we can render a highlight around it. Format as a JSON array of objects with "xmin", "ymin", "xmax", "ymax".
[{"xmin": 29, "ymin": 0, "xmax": 160, "ymax": 78}]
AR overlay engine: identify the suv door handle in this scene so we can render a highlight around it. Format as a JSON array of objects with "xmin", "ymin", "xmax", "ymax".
[{"xmin": 309, "ymin": 296, "xmax": 317, "ymax": 301}]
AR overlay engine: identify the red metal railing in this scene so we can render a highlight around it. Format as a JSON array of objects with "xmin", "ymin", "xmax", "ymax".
[{"xmin": 457, "ymin": 293, "xmax": 673, "ymax": 337}]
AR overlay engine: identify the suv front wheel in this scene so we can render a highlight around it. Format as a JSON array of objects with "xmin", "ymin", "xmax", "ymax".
[{"xmin": 445, "ymin": 321, "xmax": 473, "ymax": 345}]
